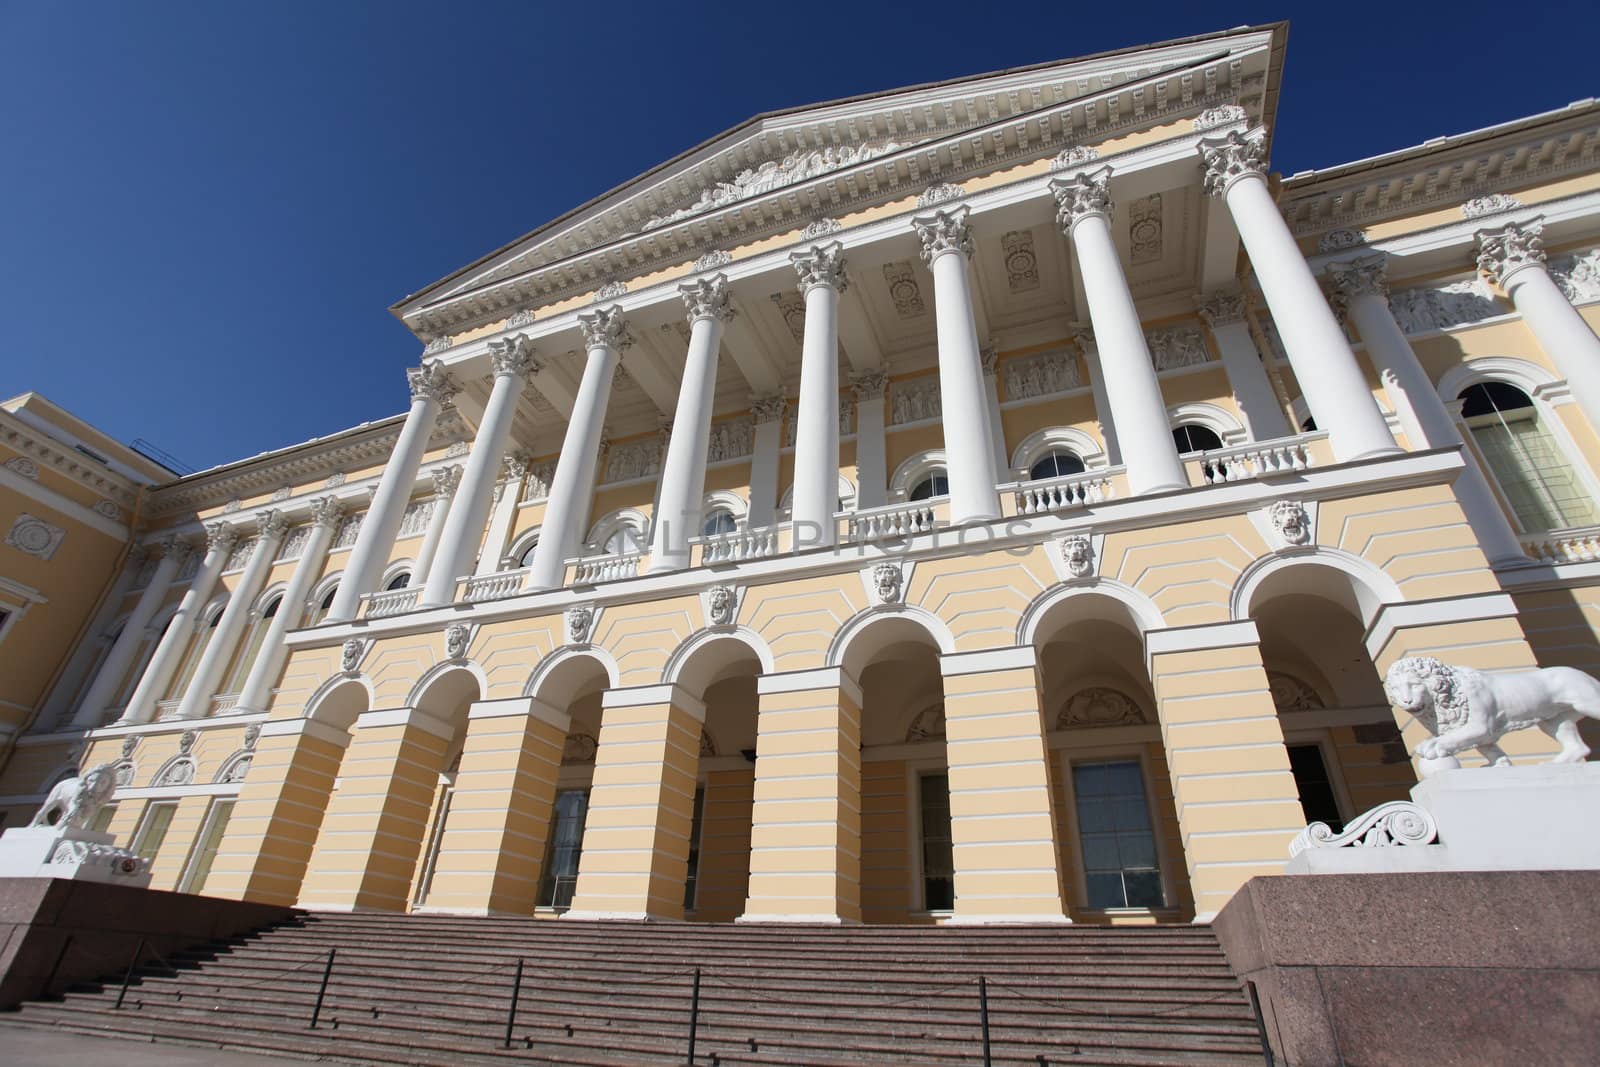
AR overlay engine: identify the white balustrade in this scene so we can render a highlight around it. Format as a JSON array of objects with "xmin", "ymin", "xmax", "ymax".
[
  {"xmin": 1521, "ymin": 527, "xmax": 1600, "ymax": 564},
  {"xmin": 847, "ymin": 501, "xmax": 939, "ymax": 543},
  {"xmin": 364, "ymin": 588, "xmax": 420, "ymax": 619},
  {"xmin": 571, "ymin": 551, "xmax": 643, "ymax": 585},
  {"xmin": 1196, "ymin": 435, "xmax": 1320, "ymax": 485},
  {"xmin": 211, "ymin": 693, "xmax": 241, "ymax": 715},
  {"xmin": 1011, "ymin": 470, "xmax": 1116, "ymax": 515},
  {"xmin": 155, "ymin": 699, "xmax": 183, "ymax": 722},
  {"xmin": 700, "ymin": 527, "xmax": 781, "ymax": 564},
  {"xmin": 462, "ymin": 568, "xmax": 529, "ymax": 603}
]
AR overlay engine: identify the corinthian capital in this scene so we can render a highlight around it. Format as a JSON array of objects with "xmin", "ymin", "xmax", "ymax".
[
  {"xmin": 256, "ymin": 509, "xmax": 290, "ymax": 541},
  {"xmin": 1195, "ymin": 286, "xmax": 1249, "ymax": 328},
  {"xmin": 851, "ymin": 369, "xmax": 888, "ymax": 401},
  {"xmin": 578, "ymin": 305, "xmax": 631, "ymax": 352},
  {"xmin": 431, "ymin": 463, "xmax": 462, "ymax": 497},
  {"xmin": 1198, "ymin": 131, "xmax": 1268, "ymax": 199},
  {"xmin": 912, "ymin": 206, "xmax": 973, "ymax": 266},
  {"xmin": 1476, "ymin": 220, "xmax": 1546, "ymax": 286},
  {"xmin": 488, "ymin": 334, "xmax": 541, "ymax": 379},
  {"xmin": 1326, "ymin": 253, "xmax": 1391, "ymax": 302},
  {"xmin": 750, "ymin": 392, "xmax": 788, "ymax": 425},
  {"xmin": 407, "ymin": 360, "xmax": 460, "ymax": 405},
  {"xmin": 205, "ymin": 522, "xmax": 239, "ymax": 556},
  {"xmin": 308, "ymin": 496, "xmax": 345, "ymax": 530},
  {"xmin": 679, "ymin": 275, "xmax": 734, "ymax": 325},
  {"xmin": 158, "ymin": 535, "xmax": 195, "ymax": 566},
  {"xmin": 791, "ymin": 241, "xmax": 848, "ymax": 293},
  {"xmin": 1049, "ymin": 168, "xmax": 1114, "ymax": 234}
]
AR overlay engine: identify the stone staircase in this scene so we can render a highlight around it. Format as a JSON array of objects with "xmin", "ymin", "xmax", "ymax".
[{"xmin": 0, "ymin": 912, "xmax": 1268, "ymax": 1065}]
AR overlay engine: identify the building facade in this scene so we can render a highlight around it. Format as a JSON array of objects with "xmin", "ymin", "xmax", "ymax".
[{"xmin": 4, "ymin": 23, "xmax": 1600, "ymax": 925}]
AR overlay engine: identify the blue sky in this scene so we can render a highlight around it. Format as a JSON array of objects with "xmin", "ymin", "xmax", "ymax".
[{"xmin": 3, "ymin": 2, "xmax": 1595, "ymax": 474}]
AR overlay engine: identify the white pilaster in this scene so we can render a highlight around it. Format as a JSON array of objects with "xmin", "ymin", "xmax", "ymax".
[
  {"xmin": 175, "ymin": 510, "xmax": 289, "ymax": 720},
  {"xmin": 981, "ymin": 347, "xmax": 1009, "ymax": 481},
  {"xmin": 747, "ymin": 394, "xmax": 786, "ymax": 529},
  {"xmin": 475, "ymin": 453, "xmax": 530, "ymax": 576},
  {"xmin": 410, "ymin": 464, "xmax": 460, "ymax": 587},
  {"xmin": 119, "ymin": 524, "xmax": 238, "ymax": 725},
  {"xmin": 1075, "ymin": 330, "xmax": 1123, "ymax": 465},
  {"xmin": 327, "ymin": 361, "xmax": 457, "ymax": 621},
  {"xmin": 1196, "ymin": 287, "xmax": 1292, "ymax": 441},
  {"xmin": 649, "ymin": 275, "xmax": 731, "ymax": 572},
  {"xmin": 911, "ymin": 205, "xmax": 1002, "ymax": 522},
  {"xmin": 1477, "ymin": 219, "xmax": 1600, "ymax": 432},
  {"xmin": 527, "ymin": 307, "xmax": 624, "ymax": 590},
  {"xmin": 1199, "ymin": 132, "xmax": 1398, "ymax": 463},
  {"xmin": 1328, "ymin": 254, "xmax": 1527, "ymax": 567},
  {"xmin": 850, "ymin": 371, "xmax": 888, "ymax": 509},
  {"xmin": 1052, "ymin": 170, "xmax": 1188, "ymax": 495},
  {"xmin": 421, "ymin": 336, "xmax": 539, "ymax": 606},
  {"xmin": 67, "ymin": 541, "xmax": 187, "ymax": 729},
  {"xmin": 790, "ymin": 242, "xmax": 847, "ymax": 545}
]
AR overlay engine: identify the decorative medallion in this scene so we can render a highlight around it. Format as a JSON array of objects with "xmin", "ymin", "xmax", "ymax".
[
  {"xmin": 3, "ymin": 457, "xmax": 38, "ymax": 480},
  {"xmin": 905, "ymin": 704, "xmax": 946, "ymax": 742},
  {"xmin": 6, "ymin": 514, "xmax": 65, "ymax": 560},
  {"xmin": 444, "ymin": 623, "xmax": 471, "ymax": 661},
  {"xmin": 1269, "ymin": 500, "xmax": 1312, "ymax": 546},
  {"xmin": 1267, "ymin": 671, "xmax": 1324, "ymax": 712},
  {"xmin": 1058, "ymin": 687, "xmax": 1146, "ymax": 728},
  {"xmin": 1001, "ymin": 230, "xmax": 1040, "ymax": 292},
  {"xmin": 1128, "ymin": 194, "xmax": 1163, "ymax": 264},
  {"xmin": 565, "ymin": 603, "xmax": 596, "ymax": 645},
  {"xmin": 705, "ymin": 584, "xmax": 737, "ymax": 627},
  {"xmin": 770, "ymin": 291, "xmax": 806, "ymax": 341},
  {"xmin": 871, "ymin": 561, "xmax": 903, "ymax": 604},
  {"xmin": 1060, "ymin": 534, "xmax": 1095, "ymax": 578},
  {"xmin": 882, "ymin": 260, "xmax": 926, "ymax": 319},
  {"xmin": 340, "ymin": 637, "xmax": 366, "ymax": 674}
]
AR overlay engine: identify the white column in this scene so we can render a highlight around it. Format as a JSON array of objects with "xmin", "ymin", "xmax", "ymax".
[
  {"xmin": 1075, "ymin": 330, "xmax": 1123, "ymax": 465},
  {"xmin": 1328, "ymin": 254, "xmax": 1527, "ymax": 566},
  {"xmin": 747, "ymin": 395, "xmax": 786, "ymax": 529},
  {"xmin": 1051, "ymin": 170, "xmax": 1188, "ymax": 495},
  {"xmin": 649, "ymin": 275, "xmax": 731, "ymax": 572},
  {"xmin": 410, "ymin": 464, "xmax": 461, "ymax": 587},
  {"xmin": 475, "ymin": 453, "xmax": 530, "ymax": 576},
  {"xmin": 421, "ymin": 336, "xmax": 539, "ymax": 606},
  {"xmin": 1196, "ymin": 287, "xmax": 1293, "ymax": 440},
  {"xmin": 981, "ymin": 347, "xmax": 1010, "ymax": 480},
  {"xmin": 67, "ymin": 541, "xmax": 187, "ymax": 729},
  {"xmin": 1478, "ymin": 219, "xmax": 1600, "ymax": 430},
  {"xmin": 911, "ymin": 205, "xmax": 1003, "ymax": 522},
  {"xmin": 327, "ymin": 361, "xmax": 457, "ymax": 621},
  {"xmin": 119, "ymin": 525, "xmax": 237, "ymax": 725},
  {"xmin": 1199, "ymin": 132, "xmax": 1398, "ymax": 462},
  {"xmin": 528, "ymin": 307, "xmax": 624, "ymax": 590},
  {"xmin": 175, "ymin": 510, "xmax": 289, "ymax": 720},
  {"xmin": 791, "ymin": 242, "xmax": 847, "ymax": 544},
  {"xmin": 851, "ymin": 371, "xmax": 888, "ymax": 509},
  {"xmin": 232, "ymin": 498, "xmax": 343, "ymax": 715}
]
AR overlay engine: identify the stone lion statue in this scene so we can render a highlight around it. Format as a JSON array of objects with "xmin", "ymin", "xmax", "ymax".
[
  {"xmin": 29, "ymin": 763, "xmax": 118, "ymax": 831},
  {"xmin": 1384, "ymin": 656, "xmax": 1600, "ymax": 765}
]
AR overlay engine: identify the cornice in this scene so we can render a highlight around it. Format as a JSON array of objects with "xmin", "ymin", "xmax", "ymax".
[
  {"xmin": 0, "ymin": 408, "xmax": 141, "ymax": 508},
  {"xmin": 403, "ymin": 48, "xmax": 1274, "ymax": 342}
]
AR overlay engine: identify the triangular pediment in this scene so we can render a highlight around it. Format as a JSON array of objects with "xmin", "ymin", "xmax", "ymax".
[{"xmin": 395, "ymin": 23, "xmax": 1284, "ymax": 340}]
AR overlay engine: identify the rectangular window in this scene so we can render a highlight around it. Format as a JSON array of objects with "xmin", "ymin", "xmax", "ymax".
[
  {"xmin": 1287, "ymin": 744, "xmax": 1344, "ymax": 833},
  {"xmin": 88, "ymin": 803, "xmax": 118, "ymax": 834},
  {"xmin": 538, "ymin": 790, "xmax": 590, "ymax": 910},
  {"xmin": 1073, "ymin": 760, "xmax": 1164, "ymax": 910},
  {"xmin": 682, "ymin": 786, "xmax": 707, "ymax": 911},
  {"xmin": 919, "ymin": 773, "xmax": 955, "ymax": 911},
  {"xmin": 1470, "ymin": 413, "xmax": 1598, "ymax": 530},
  {"xmin": 133, "ymin": 802, "xmax": 178, "ymax": 867},
  {"xmin": 179, "ymin": 800, "xmax": 234, "ymax": 895}
]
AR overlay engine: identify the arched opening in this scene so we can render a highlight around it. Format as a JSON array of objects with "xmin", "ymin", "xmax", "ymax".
[
  {"xmin": 223, "ymin": 593, "xmax": 282, "ymax": 693},
  {"xmin": 1246, "ymin": 564, "xmax": 1418, "ymax": 822},
  {"xmin": 1028, "ymin": 450, "xmax": 1087, "ymax": 481},
  {"xmin": 403, "ymin": 668, "xmax": 482, "ymax": 910},
  {"xmin": 1171, "ymin": 424, "xmax": 1225, "ymax": 455},
  {"xmin": 384, "ymin": 571, "xmax": 412, "ymax": 591},
  {"xmin": 166, "ymin": 602, "xmax": 225, "ymax": 700},
  {"xmin": 527, "ymin": 653, "xmax": 614, "ymax": 913},
  {"xmin": 310, "ymin": 583, "xmax": 339, "ymax": 625},
  {"xmin": 908, "ymin": 471, "xmax": 948, "ymax": 502},
  {"xmin": 700, "ymin": 508, "xmax": 738, "ymax": 536},
  {"xmin": 1030, "ymin": 593, "xmax": 1190, "ymax": 922},
  {"xmin": 1459, "ymin": 381, "xmax": 1597, "ymax": 531}
]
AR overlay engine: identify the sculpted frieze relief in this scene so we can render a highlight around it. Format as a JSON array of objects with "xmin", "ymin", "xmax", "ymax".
[
  {"xmin": 889, "ymin": 377, "xmax": 942, "ymax": 425},
  {"xmin": 1003, "ymin": 349, "xmax": 1080, "ymax": 402},
  {"xmin": 644, "ymin": 141, "xmax": 906, "ymax": 230},
  {"xmin": 1551, "ymin": 246, "xmax": 1600, "ymax": 304},
  {"xmin": 707, "ymin": 419, "xmax": 754, "ymax": 464},
  {"xmin": 604, "ymin": 439, "xmax": 661, "ymax": 484},
  {"xmin": 1387, "ymin": 277, "xmax": 1502, "ymax": 335},
  {"xmin": 1146, "ymin": 326, "xmax": 1208, "ymax": 371}
]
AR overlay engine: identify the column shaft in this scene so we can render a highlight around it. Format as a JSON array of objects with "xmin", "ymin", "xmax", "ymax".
[
  {"xmin": 70, "ymin": 546, "xmax": 184, "ymax": 728},
  {"xmin": 851, "ymin": 373, "xmax": 888, "ymax": 510},
  {"xmin": 649, "ymin": 276, "xmax": 730, "ymax": 572},
  {"xmin": 791, "ymin": 244, "xmax": 846, "ymax": 543},
  {"xmin": 175, "ymin": 512, "xmax": 288, "ymax": 720},
  {"xmin": 119, "ymin": 526, "xmax": 238, "ymax": 725},
  {"xmin": 234, "ymin": 500, "xmax": 342, "ymax": 714},
  {"xmin": 913, "ymin": 206, "xmax": 1002, "ymax": 522},
  {"xmin": 421, "ymin": 337, "xmax": 537, "ymax": 606},
  {"xmin": 528, "ymin": 308, "xmax": 623, "ymax": 589},
  {"xmin": 328, "ymin": 361, "xmax": 455, "ymax": 621}
]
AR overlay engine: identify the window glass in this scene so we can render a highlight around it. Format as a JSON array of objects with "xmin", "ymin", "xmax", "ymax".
[
  {"xmin": 1287, "ymin": 744, "xmax": 1343, "ymax": 833},
  {"xmin": 1029, "ymin": 451, "xmax": 1087, "ymax": 481},
  {"xmin": 312, "ymin": 586, "xmax": 338, "ymax": 625},
  {"xmin": 134, "ymin": 802, "xmax": 178, "ymax": 866},
  {"xmin": 518, "ymin": 535, "xmax": 541, "ymax": 567},
  {"xmin": 539, "ymin": 789, "xmax": 590, "ymax": 909},
  {"xmin": 1171, "ymin": 425, "xmax": 1224, "ymax": 455},
  {"xmin": 88, "ymin": 803, "xmax": 118, "ymax": 834},
  {"xmin": 601, "ymin": 525, "xmax": 643, "ymax": 555},
  {"xmin": 384, "ymin": 572, "xmax": 411, "ymax": 591},
  {"xmin": 1073, "ymin": 760, "xmax": 1164, "ymax": 909},
  {"xmin": 1460, "ymin": 382, "xmax": 1597, "ymax": 531},
  {"xmin": 701, "ymin": 510, "xmax": 737, "ymax": 537},
  {"xmin": 909, "ymin": 472, "xmax": 949, "ymax": 502},
  {"xmin": 180, "ymin": 800, "xmax": 235, "ymax": 894},
  {"xmin": 683, "ymin": 786, "xmax": 707, "ymax": 910},
  {"xmin": 919, "ymin": 773, "xmax": 955, "ymax": 910}
]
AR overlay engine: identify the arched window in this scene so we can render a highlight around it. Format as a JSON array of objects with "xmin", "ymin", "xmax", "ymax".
[
  {"xmin": 909, "ymin": 471, "xmax": 949, "ymax": 501},
  {"xmin": 167, "ymin": 605, "xmax": 224, "ymax": 699},
  {"xmin": 1460, "ymin": 381, "xmax": 1598, "ymax": 530},
  {"xmin": 311, "ymin": 585, "xmax": 338, "ymax": 625},
  {"xmin": 701, "ymin": 509, "xmax": 738, "ymax": 536},
  {"xmin": 224, "ymin": 595, "xmax": 281, "ymax": 692},
  {"xmin": 385, "ymin": 572, "xmax": 411, "ymax": 591},
  {"xmin": 518, "ymin": 535, "xmax": 541, "ymax": 568},
  {"xmin": 1028, "ymin": 451, "xmax": 1087, "ymax": 481},
  {"xmin": 1171, "ymin": 425, "xmax": 1225, "ymax": 455}
]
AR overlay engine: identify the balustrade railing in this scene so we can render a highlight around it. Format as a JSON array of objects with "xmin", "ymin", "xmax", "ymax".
[
  {"xmin": 462, "ymin": 568, "xmax": 528, "ymax": 603},
  {"xmin": 699, "ymin": 526, "xmax": 781, "ymax": 565},
  {"xmin": 155, "ymin": 699, "xmax": 182, "ymax": 722},
  {"xmin": 1010, "ymin": 470, "xmax": 1117, "ymax": 515},
  {"xmin": 1521, "ymin": 526, "xmax": 1600, "ymax": 563},
  {"xmin": 365, "ymin": 587, "xmax": 419, "ymax": 619},
  {"xmin": 570, "ymin": 551, "xmax": 643, "ymax": 584},
  {"xmin": 846, "ymin": 501, "xmax": 939, "ymax": 543},
  {"xmin": 1193, "ymin": 433, "xmax": 1322, "ymax": 485},
  {"xmin": 211, "ymin": 693, "xmax": 241, "ymax": 715}
]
